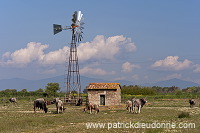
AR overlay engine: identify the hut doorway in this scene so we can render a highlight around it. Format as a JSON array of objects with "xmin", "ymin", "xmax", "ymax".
[{"xmin": 100, "ymin": 95, "xmax": 105, "ymax": 105}]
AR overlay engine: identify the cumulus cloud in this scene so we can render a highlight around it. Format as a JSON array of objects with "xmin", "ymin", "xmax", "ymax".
[
  {"xmin": 0, "ymin": 42, "xmax": 69, "ymax": 67},
  {"xmin": 151, "ymin": 56, "xmax": 192, "ymax": 71},
  {"xmin": 80, "ymin": 66, "xmax": 115, "ymax": 76},
  {"xmin": 0, "ymin": 35, "xmax": 136, "ymax": 68},
  {"xmin": 39, "ymin": 46, "xmax": 69, "ymax": 65},
  {"xmin": 121, "ymin": 61, "xmax": 140, "ymax": 73},
  {"xmin": 77, "ymin": 35, "xmax": 136, "ymax": 61},
  {"xmin": 193, "ymin": 64, "xmax": 200, "ymax": 73},
  {"xmin": 0, "ymin": 42, "xmax": 49, "ymax": 67}
]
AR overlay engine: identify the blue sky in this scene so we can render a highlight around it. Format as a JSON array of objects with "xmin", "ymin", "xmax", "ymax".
[{"xmin": 0, "ymin": 0, "xmax": 200, "ymax": 85}]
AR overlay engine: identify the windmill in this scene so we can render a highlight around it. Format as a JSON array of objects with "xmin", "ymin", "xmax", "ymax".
[{"xmin": 53, "ymin": 11, "xmax": 84, "ymax": 99}]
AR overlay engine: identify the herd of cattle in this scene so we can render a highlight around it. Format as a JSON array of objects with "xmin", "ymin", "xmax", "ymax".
[{"xmin": 8, "ymin": 97, "xmax": 198, "ymax": 114}]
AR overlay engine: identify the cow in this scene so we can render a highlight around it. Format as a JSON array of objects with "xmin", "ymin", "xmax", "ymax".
[
  {"xmin": 34, "ymin": 98, "xmax": 48, "ymax": 113},
  {"xmin": 126, "ymin": 100, "xmax": 132, "ymax": 113},
  {"xmin": 189, "ymin": 99, "xmax": 195, "ymax": 108},
  {"xmin": 46, "ymin": 100, "xmax": 54, "ymax": 105},
  {"xmin": 84, "ymin": 102, "xmax": 99, "ymax": 114},
  {"xmin": 76, "ymin": 98, "xmax": 83, "ymax": 106},
  {"xmin": 132, "ymin": 98, "xmax": 147, "ymax": 114},
  {"xmin": 9, "ymin": 97, "xmax": 17, "ymax": 103},
  {"xmin": 52, "ymin": 98, "xmax": 65, "ymax": 114}
]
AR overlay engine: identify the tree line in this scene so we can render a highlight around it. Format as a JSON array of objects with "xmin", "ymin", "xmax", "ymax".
[
  {"xmin": 0, "ymin": 83, "xmax": 64, "ymax": 98},
  {"xmin": 121, "ymin": 85, "xmax": 200, "ymax": 95},
  {"xmin": 1, "ymin": 83, "xmax": 200, "ymax": 98}
]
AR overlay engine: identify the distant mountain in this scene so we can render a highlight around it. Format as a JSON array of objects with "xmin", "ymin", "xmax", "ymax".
[
  {"xmin": 0, "ymin": 76, "xmax": 199, "ymax": 92},
  {"xmin": 0, "ymin": 75, "xmax": 132, "ymax": 92},
  {"xmin": 141, "ymin": 78, "xmax": 200, "ymax": 89}
]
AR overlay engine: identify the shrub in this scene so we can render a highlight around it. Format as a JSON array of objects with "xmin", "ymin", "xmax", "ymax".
[{"xmin": 178, "ymin": 112, "xmax": 190, "ymax": 118}]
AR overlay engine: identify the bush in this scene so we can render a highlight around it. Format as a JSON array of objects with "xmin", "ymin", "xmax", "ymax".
[
  {"xmin": 121, "ymin": 85, "xmax": 156, "ymax": 95},
  {"xmin": 178, "ymin": 112, "xmax": 190, "ymax": 118}
]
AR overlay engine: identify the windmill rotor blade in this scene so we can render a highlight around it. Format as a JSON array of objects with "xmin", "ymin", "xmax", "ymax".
[
  {"xmin": 72, "ymin": 11, "xmax": 83, "ymax": 26},
  {"xmin": 53, "ymin": 24, "xmax": 62, "ymax": 35},
  {"xmin": 76, "ymin": 11, "xmax": 83, "ymax": 22}
]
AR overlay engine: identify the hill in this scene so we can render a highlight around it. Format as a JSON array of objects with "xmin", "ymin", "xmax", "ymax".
[
  {"xmin": 0, "ymin": 76, "xmax": 199, "ymax": 92},
  {"xmin": 141, "ymin": 78, "xmax": 200, "ymax": 89},
  {"xmin": 0, "ymin": 75, "xmax": 132, "ymax": 92}
]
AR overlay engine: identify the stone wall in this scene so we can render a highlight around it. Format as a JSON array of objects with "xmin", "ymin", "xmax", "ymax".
[{"xmin": 87, "ymin": 86, "xmax": 121, "ymax": 106}]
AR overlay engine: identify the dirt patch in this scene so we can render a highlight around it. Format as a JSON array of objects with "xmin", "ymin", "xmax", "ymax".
[
  {"xmin": 16, "ymin": 110, "xmax": 33, "ymax": 113},
  {"xmin": 178, "ymin": 107, "xmax": 200, "ymax": 115},
  {"xmin": 160, "ymin": 99, "xmax": 188, "ymax": 101}
]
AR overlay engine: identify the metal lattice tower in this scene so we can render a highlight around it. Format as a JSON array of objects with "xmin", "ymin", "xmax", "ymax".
[
  {"xmin": 53, "ymin": 11, "xmax": 84, "ymax": 98},
  {"xmin": 66, "ymin": 28, "xmax": 81, "ymax": 97}
]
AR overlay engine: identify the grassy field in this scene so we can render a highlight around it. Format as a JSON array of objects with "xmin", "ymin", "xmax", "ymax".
[{"xmin": 0, "ymin": 98, "xmax": 199, "ymax": 133}]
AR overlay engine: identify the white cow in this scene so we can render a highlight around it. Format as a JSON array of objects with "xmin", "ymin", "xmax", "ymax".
[
  {"xmin": 84, "ymin": 102, "xmax": 99, "ymax": 114},
  {"xmin": 53, "ymin": 98, "xmax": 65, "ymax": 114},
  {"xmin": 126, "ymin": 100, "xmax": 132, "ymax": 113}
]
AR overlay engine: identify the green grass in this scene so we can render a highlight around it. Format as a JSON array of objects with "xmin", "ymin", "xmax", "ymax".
[
  {"xmin": 0, "ymin": 99, "xmax": 199, "ymax": 133},
  {"xmin": 178, "ymin": 112, "xmax": 190, "ymax": 118}
]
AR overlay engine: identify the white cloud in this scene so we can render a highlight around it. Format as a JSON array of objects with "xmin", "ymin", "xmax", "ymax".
[
  {"xmin": 151, "ymin": 56, "xmax": 192, "ymax": 71},
  {"xmin": 0, "ymin": 42, "xmax": 48, "ymax": 67},
  {"xmin": 39, "ymin": 46, "xmax": 69, "ymax": 65},
  {"xmin": 113, "ymin": 76, "xmax": 126, "ymax": 81},
  {"xmin": 132, "ymin": 74, "xmax": 140, "ymax": 80},
  {"xmin": 80, "ymin": 66, "xmax": 115, "ymax": 76},
  {"xmin": 39, "ymin": 69, "xmax": 57, "ymax": 74},
  {"xmin": 162, "ymin": 73, "xmax": 182, "ymax": 80},
  {"xmin": 0, "ymin": 42, "xmax": 69, "ymax": 67},
  {"xmin": 121, "ymin": 62, "xmax": 140, "ymax": 73},
  {"xmin": 193, "ymin": 64, "xmax": 200, "ymax": 73},
  {"xmin": 77, "ymin": 35, "xmax": 136, "ymax": 61},
  {"xmin": 0, "ymin": 35, "xmax": 136, "ymax": 68}
]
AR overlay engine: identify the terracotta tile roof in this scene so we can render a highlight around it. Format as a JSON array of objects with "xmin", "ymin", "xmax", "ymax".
[{"xmin": 86, "ymin": 83, "xmax": 120, "ymax": 90}]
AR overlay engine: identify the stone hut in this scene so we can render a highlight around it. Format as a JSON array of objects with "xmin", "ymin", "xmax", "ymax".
[{"xmin": 86, "ymin": 83, "xmax": 121, "ymax": 106}]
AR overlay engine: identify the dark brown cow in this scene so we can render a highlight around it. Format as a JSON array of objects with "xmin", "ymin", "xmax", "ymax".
[
  {"xmin": 76, "ymin": 98, "xmax": 83, "ymax": 106},
  {"xmin": 9, "ymin": 97, "xmax": 17, "ymax": 103},
  {"xmin": 84, "ymin": 102, "xmax": 99, "ymax": 114},
  {"xmin": 46, "ymin": 100, "xmax": 54, "ymax": 105},
  {"xmin": 189, "ymin": 99, "xmax": 195, "ymax": 108},
  {"xmin": 34, "ymin": 98, "xmax": 48, "ymax": 113}
]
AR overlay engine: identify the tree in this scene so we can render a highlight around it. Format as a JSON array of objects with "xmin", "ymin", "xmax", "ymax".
[
  {"xmin": 45, "ymin": 83, "xmax": 60, "ymax": 97},
  {"xmin": 1, "ymin": 89, "xmax": 17, "ymax": 97},
  {"xmin": 19, "ymin": 89, "xmax": 28, "ymax": 97},
  {"xmin": 35, "ymin": 88, "xmax": 44, "ymax": 93}
]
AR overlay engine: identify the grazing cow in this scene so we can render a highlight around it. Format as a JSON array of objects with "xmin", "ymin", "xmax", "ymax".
[
  {"xmin": 189, "ymin": 99, "xmax": 195, "ymax": 108},
  {"xmin": 34, "ymin": 98, "xmax": 48, "ymax": 113},
  {"xmin": 84, "ymin": 102, "xmax": 99, "ymax": 114},
  {"xmin": 53, "ymin": 98, "xmax": 65, "ymax": 113},
  {"xmin": 132, "ymin": 98, "xmax": 147, "ymax": 114},
  {"xmin": 76, "ymin": 98, "xmax": 83, "ymax": 106},
  {"xmin": 126, "ymin": 100, "xmax": 132, "ymax": 113},
  {"xmin": 46, "ymin": 100, "xmax": 54, "ymax": 105},
  {"xmin": 9, "ymin": 97, "xmax": 17, "ymax": 103}
]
